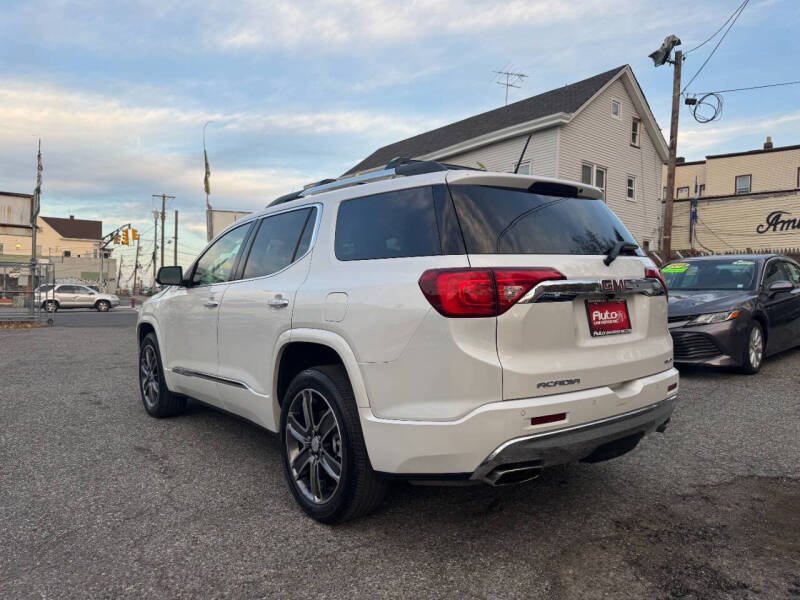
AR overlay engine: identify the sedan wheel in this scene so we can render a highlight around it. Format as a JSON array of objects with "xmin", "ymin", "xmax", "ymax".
[
  {"xmin": 96, "ymin": 300, "xmax": 111, "ymax": 312},
  {"xmin": 741, "ymin": 322, "xmax": 764, "ymax": 374}
]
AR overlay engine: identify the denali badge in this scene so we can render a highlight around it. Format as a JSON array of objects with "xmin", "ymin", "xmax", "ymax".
[
  {"xmin": 537, "ymin": 378, "xmax": 581, "ymax": 389},
  {"xmin": 601, "ymin": 279, "xmax": 634, "ymax": 293}
]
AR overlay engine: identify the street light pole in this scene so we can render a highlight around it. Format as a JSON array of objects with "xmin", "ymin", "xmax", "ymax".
[{"xmin": 662, "ymin": 50, "xmax": 683, "ymax": 261}]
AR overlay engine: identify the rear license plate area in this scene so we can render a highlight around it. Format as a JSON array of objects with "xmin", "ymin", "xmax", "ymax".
[{"xmin": 586, "ymin": 299, "xmax": 631, "ymax": 337}]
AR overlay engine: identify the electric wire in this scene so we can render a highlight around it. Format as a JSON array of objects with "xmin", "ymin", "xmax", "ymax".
[
  {"xmin": 681, "ymin": 0, "xmax": 750, "ymax": 95},
  {"xmin": 684, "ymin": 0, "xmax": 749, "ymax": 55},
  {"xmin": 695, "ymin": 80, "xmax": 800, "ymax": 94}
]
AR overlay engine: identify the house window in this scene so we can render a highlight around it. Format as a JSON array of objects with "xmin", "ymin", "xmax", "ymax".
[
  {"xmin": 735, "ymin": 174, "xmax": 751, "ymax": 194},
  {"xmin": 631, "ymin": 117, "xmax": 641, "ymax": 147},
  {"xmin": 514, "ymin": 160, "xmax": 531, "ymax": 175},
  {"xmin": 677, "ymin": 187, "xmax": 689, "ymax": 198},
  {"xmin": 611, "ymin": 100, "xmax": 620, "ymax": 119},
  {"xmin": 63, "ymin": 250, "xmax": 71, "ymax": 257},
  {"xmin": 663, "ymin": 186, "xmax": 667, "ymax": 200},
  {"xmin": 0, "ymin": 243, "xmax": 3, "ymax": 255},
  {"xmin": 581, "ymin": 163, "xmax": 606, "ymax": 198},
  {"xmin": 699, "ymin": 184, "xmax": 705, "ymax": 196},
  {"xmin": 642, "ymin": 239, "xmax": 651, "ymax": 251},
  {"xmin": 796, "ymin": 167, "xmax": 799, "ymax": 188},
  {"xmin": 626, "ymin": 176, "xmax": 636, "ymax": 200}
]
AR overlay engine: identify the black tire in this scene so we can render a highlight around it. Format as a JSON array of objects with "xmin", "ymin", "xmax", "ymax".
[
  {"xmin": 96, "ymin": 300, "xmax": 111, "ymax": 312},
  {"xmin": 43, "ymin": 300, "xmax": 58, "ymax": 312},
  {"xmin": 740, "ymin": 321, "xmax": 765, "ymax": 374},
  {"xmin": 139, "ymin": 332, "xmax": 187, "ymax": 417},
  {"xmin": 280, "ymin": 365, "xmax": 387, "ymax": 524}
]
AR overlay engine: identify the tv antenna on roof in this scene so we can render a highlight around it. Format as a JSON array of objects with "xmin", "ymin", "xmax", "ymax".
[{"xmin": 494, "ymin": 69, "xmax": 527, "ymax": 105}]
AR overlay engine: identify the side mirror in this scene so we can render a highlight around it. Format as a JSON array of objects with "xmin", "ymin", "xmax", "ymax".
[
  {"xmin": 156, "ymin": 266, "xmax": 184, "ymax": 286},
  {"xmin": 768, "ymin": 280, "xmax": 793, "ymax": 295}
]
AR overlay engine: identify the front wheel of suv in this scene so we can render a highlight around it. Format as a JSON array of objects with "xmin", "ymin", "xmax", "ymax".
[
  {"xmin": 280, "ymin": 365, "xmax": 387, "ymax": 524},
  {"xmin": 139, "ymin": 333, "xmax": 187, "ymax": 417},
  {"xmin": 96, "ymin": 300, "xmax": 111, "ymax": 312}
]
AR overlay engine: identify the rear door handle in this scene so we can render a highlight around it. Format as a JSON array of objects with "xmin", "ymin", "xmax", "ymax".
[
  {"xmin": 204, "ymin": 299, "xmax": 219, "ymax": 308},
  {"xmin": 268, "ymin": 297, "xmax": 290, "ymax": 309}
]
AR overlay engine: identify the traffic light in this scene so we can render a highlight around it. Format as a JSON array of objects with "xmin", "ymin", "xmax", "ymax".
[
  {"xmin": 113, "ymin": 234, "xmax": 120, "ymax": 244},
  {"xmin": 131, "ymin": 228, "xmax": 139, "ymax": 241},
  {"xmin": 122, "ymin": 229, "xmax": 129, "ymax": 245}
]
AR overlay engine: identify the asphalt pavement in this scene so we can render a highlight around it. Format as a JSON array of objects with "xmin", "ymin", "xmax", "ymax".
[{"xmin": 1, "ymin": 320, "xmax": 798, "ymax": 599}]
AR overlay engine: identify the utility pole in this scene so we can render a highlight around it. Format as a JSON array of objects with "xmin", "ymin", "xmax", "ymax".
[
  {"xmin": 116, "ymin": 255, "xmax": 123, "ymax": 293},
  {"xmin": 662, "ymin": 49, "xmax": 683, "ymax": 261},
  {"xmin": 649, "ymin": 35, "xmax": 682, "ymax": 261},
  {"xmin": 152, "ymin": 210, "xmax": 159, "ymax": 283},
  {"xmin": 153, "ymin": 194, "xmax": 175, "ymax": 271},
  {"xmin": 133, "ymin": 233, "xmax": 141, "ymax": 294},
  {"xmin": 99, "ymin": 243, "xmax": 104, "ymax": 291},
  {"xmin": 173, "ymin": 209, "xmax": 178, "ymax": 266},
  {"xmin": 494, "ymin": 69, "xmax": 527, "ymax": 105}
]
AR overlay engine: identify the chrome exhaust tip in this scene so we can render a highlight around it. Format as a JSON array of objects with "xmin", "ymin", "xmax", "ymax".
[{"xmin": 483, "ymin": 463, "xmax": 543, "ymax": 487}]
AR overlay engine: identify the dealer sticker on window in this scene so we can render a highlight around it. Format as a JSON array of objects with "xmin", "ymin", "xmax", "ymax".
[
  {"xmin": 662, "ymin": 263, "xmax": 690, "ymax": 273},
  {"xmin": 586, "ymin": 299, "xmax": 632, "ymax": 337}
]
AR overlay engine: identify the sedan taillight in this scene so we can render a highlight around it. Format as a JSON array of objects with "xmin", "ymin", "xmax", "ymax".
[{"xmin": 418, "ymin": 268, "xmax": 565, "ymax": 317}]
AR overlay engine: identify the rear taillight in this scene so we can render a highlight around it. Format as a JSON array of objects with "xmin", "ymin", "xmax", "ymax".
[
  {"xmin": 418, "ymin": 268, "xmax": 565, "ymax": 317},
  {"xmin": 645, "ymin": 267, "xmax": 667, "ymax": 295}
]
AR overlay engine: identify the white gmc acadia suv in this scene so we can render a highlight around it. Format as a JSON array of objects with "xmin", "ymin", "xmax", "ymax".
[{"xmin": 137, "ymin": 159, "xmax": 678, "ymax": 523}]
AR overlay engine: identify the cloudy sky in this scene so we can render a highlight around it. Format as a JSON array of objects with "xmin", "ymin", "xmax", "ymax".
[{"xmin": 1, "ymin": 0, "xmax": 798, "ymax": 276}]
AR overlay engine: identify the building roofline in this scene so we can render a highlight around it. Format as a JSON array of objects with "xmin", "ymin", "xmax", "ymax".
[
  {"xmin": 676, "ymin": 160, "xmax": 706, "ymax": 167},
  {"xmin": 706, "ymin": 143, "xmax": 800, "ymax": 160},
  {"xmin": 0, "ymin": 191, "xmax": 34, "ymax": 199},
  {"xmin": 671, "ymin": 187, "xmax": 800, "ymax": 202}
]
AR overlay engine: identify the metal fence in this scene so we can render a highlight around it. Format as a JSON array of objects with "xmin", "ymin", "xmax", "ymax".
[{"xmin": 0, "ymin": 262, "xmax": 55, "ymax": 322}]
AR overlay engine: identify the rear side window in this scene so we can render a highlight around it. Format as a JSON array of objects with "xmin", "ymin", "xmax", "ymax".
[
  {"xmin": 335, "ymin": 186, "xmax": 459, "ymax": 260},
  {"xmin": 449, "ymin": 185, "xmax": 641, "ymax": 255},
  {"xmin": 242, "ymin": 207, "xmax": 315, "ymax": 279}
]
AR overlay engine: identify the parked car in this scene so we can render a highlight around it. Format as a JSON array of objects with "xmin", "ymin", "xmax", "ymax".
[
  {"xmin": 664, "ymin": 254, "xmax": 800, "ymax": 373},
  {"xmin": 138, "ymin": 160, "xmax": 678, "ymax": 523},
  {"xmin": 35, "ymin": 284, "xmax": 120, "ymax": 312}
]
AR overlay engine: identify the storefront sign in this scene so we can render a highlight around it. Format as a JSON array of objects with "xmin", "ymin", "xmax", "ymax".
[{"xmin": 756, "ymin": 211, "xmax": 800, "ymax": 234}]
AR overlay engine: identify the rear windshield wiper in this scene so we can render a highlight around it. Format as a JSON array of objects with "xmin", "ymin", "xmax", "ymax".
[{"xmin": 604, "ymin": 241, "xmax": 639, "ymax": 266}]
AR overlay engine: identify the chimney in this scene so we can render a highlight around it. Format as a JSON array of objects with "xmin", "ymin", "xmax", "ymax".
[
  {"xmin": 764, "ymin": 136, "xmax": 773, "ymax": 150},
  {"xmin": 676, "ymin": 157, "xmax": 685, "ymax": 164},
  {"xmin": 69, "ymin": 215, "xmax": 75, "ymax": 220}
]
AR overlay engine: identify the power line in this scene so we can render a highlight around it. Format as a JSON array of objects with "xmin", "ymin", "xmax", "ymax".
[
  {"xmin": 695, "ymin": 80, "xmax": 800, "ymax": 94},
  {"xmin": 684, "ymin": 0, "xmax": 748, "ymax": 55},
  {"xmin": 682, "ymin": 0, "xmax": 750, "ymax": 94}
]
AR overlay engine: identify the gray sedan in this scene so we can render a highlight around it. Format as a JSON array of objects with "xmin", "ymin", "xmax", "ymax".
[{"xmin": 664, "ymin": 254, "xmax": 800, "ymax": 373}]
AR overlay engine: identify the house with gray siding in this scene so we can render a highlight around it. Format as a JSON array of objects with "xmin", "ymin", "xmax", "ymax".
[{"xmin": 346, "ymin": 66, "xmax": 669, "ymax": 251}]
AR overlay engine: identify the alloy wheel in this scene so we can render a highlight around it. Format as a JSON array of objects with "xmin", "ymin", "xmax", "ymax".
[
  {"xmin": 285, "ymin": 388, "xmax": 343, "ymax": 504},
  {"xmin": 749, "ymin": 326, "xmax": 763, "ymax": 369},
  {"xmin": 140, "ymin": 345, "xmax": 160, "ymax": 409}
]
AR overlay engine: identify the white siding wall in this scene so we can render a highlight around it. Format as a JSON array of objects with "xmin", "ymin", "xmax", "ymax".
[
  {"xmin": 443, "ymin": 127, "xmax": 559, "ymax": 177},
  {"xmin": 558, "ymin": 78, "xmax": 665, "ymax": 248}
]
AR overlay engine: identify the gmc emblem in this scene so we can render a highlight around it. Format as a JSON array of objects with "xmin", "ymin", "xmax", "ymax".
[{"xmin": 601, "ymin": 279, "xmax": 634, "ymax": 293}]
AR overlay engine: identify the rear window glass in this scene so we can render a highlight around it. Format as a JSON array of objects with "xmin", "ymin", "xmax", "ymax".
[
  {"xmin": 335, "ymin": 187, "xmax": 442, "ymax": 260},
  {"xmin": 449, "ymin": 185, "xmax": 641, "ymax": 255}
]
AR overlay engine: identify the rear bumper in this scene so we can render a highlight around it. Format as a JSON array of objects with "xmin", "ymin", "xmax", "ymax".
[
  {"xmin": 471, "ymin": 396, "xmax": 676, "ymax": 485},
  {"xmin": 360, "ymin": 367, "xmax": 679, "ymax": 475}
]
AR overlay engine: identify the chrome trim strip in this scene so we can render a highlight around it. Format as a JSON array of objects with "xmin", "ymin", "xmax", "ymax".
[
  {"xmin": 171, "ymin": 367, "xmax": 248, "ymax": 390},
  {"xmin": 485, "ymin": 395, "xmax": 678, "ymax": 462},
  {"xmin": 520, "ymin": 277, "xmax": 664, "ymax": 304}
]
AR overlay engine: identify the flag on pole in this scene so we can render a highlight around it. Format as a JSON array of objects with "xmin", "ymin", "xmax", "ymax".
[
  {"xmin": 32, "ymin": 138, "xmax": 42, "ymax": 222},
  {"xmin": 203, "ymin": 148, "xmax": 211, "ymax": 198}
]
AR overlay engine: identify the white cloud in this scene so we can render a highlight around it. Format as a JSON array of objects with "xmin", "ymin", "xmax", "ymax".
[{"xmin": 679, "ymin": 110, "xmax": 800, "ymax": 156}]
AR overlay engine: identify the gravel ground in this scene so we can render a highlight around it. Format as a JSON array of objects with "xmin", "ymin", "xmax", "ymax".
[{"xmin": 1, "ymin": 323, "xmax": 798, "ymax": 599}]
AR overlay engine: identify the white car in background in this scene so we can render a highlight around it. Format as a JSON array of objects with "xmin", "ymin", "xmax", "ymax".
[
  {"xmin": 137, "ymin": 159, "xmax": 678, "ymax": 523},
  {"xmin": 35, "ymin": 284, "xmax": 120, "ymax": 312}
]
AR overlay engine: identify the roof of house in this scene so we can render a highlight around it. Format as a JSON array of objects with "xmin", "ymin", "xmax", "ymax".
[
  {"xmin": 707, "ymin": 143, "xmax": 800, "ymax": 160},
  {"xmin": 0, "ymin": 191, "xmax": 34, "ymax": 199},
  {"xmin": 41, "ymin": 216, "xmax": 102, "ymax": 240},
  {"xmin": 345, "ymin": 66, "xmax": 628, "ymax": 175}
]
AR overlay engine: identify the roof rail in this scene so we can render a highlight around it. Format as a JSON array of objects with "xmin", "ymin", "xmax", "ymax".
[{"xmin": 266, "ymin": 158, "xmax": 477, "ymax": 207}]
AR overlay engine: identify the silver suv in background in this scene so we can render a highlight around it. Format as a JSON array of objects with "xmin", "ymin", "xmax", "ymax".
[{"xmin": 35, "ymin": 284, "xmax": 120, "ymax": 312}]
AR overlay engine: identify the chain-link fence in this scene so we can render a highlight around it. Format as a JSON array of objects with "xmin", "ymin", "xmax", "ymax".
[{"xmin": 0, "ymin": 262, "xmax": 55, "ymax": 322}]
